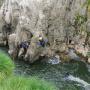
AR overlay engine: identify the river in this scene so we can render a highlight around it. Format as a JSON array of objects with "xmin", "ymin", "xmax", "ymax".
[{"xmin": 0, "ymin": 47, "xmax": 90, "ymax": 90}]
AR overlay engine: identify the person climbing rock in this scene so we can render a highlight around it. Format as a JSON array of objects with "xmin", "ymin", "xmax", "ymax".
[
  {"xmin": 18, "ymin": 41, "xmax": 29, "ymax": 57},
  {"xmin": 38, "ymin": 36, "xmax": 48, "ymax": 47},
  {"xmin": 20, "ymin": 41, "xmax": 29, "ymax": 49}
]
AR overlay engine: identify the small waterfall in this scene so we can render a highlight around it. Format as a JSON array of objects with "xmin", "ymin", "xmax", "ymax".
[{"xmin": 66, "ymin": 75, "xmax": 90, "ymax": 90}]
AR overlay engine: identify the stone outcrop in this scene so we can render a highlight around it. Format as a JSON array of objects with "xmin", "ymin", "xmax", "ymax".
[{"xmin": 0, "ymin": 0, "xmax": 90, "ymax": 63}]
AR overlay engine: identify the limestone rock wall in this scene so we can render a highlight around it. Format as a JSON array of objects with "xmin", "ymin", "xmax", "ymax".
[{"xmin": 0, "ymin": 0, "xmax": 89, "ymax": 62}]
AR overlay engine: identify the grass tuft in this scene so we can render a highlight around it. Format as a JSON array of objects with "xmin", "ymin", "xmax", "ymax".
[
  {"xmin": 0, "ymin": 76, "xmax": 58, "ymax": 90},
  {"xmin": 0, "ymin": 51, "xmax": 14, "ymax": 80}
]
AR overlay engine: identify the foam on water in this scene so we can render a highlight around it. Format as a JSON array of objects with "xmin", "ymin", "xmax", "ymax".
[{"xmin": 67, "ymin": 75, "xmax": 90, "ymax": 90}]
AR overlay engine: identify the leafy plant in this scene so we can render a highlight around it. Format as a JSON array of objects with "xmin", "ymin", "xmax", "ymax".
[
  {"xmin": 74, "ymin": 14, "xmax": 87, "ymax": 27},
  {"xmin": 84, "ymin": 0, "xmax": 90, "ymax": 7}
]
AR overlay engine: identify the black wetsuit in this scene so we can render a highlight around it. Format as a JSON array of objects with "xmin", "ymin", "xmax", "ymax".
[
  {"xmin": 20, "ymin": 42, "xmax": 29, "ymax": 54},
  {"xmin": 39, "ymin": 39, "xmax": 46, "ymax": 47},
  {"xmin": 20, "ymin": 42, "xmax": 29, "ymax": 49}
]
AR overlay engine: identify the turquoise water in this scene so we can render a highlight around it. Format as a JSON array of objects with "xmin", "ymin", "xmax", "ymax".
[{"xmin": 1, "ymin": 47, "xmax": 90, "ymax": 90}]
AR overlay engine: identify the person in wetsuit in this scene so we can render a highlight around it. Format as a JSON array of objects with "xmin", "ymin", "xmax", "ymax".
[
  {"xmin": 19, "ymin": 41, "xmax": 29, "ymax": 56},
  {"xmin": 20, "ymin": 41, "xmax": 29, "ymax": 50},
  {"xmin": 39, "ymin": 36, "xmax": 45, "ymax": 47},
  {"xmin": 38, "ymin": 36, "xmax": 49, "ymax": 47}
]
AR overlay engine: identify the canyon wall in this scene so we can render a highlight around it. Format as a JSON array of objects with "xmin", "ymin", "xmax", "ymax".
[{"xmin": 0, "ymin": 0, "xmax": 89, "ymax": 63}]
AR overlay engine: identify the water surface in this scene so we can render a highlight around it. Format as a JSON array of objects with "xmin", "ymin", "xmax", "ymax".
[{"xmin": 1, "ymin": 47, "xmax": 90, "ymax": 90}]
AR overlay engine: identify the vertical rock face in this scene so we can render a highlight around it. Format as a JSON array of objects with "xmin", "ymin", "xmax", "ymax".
[
  {"xmin": 0, "ymin": 0, "xmax": 4, "ymax": 7},
  {"xmin": 0, "ymin": 0, "xmax": 88, "ymax": 62},
  {"xmin": 35, "ymin": 0, "xmax": 87, "ymax": 50}
]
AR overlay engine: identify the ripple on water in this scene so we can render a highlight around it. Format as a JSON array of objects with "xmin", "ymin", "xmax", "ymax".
[{"xmin": 14, "ymin": 60, "xmax": 90, "ymax": 90}]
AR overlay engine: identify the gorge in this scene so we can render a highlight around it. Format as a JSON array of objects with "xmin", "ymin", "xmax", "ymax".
[{"xmin": 0, "ymin": 0, "xmax": 90, "ymax": 90}]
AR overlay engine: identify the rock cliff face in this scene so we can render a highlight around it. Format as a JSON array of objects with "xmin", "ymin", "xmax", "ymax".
[{"xmin": 0, "ymin": 0, "xmax": 89, "ymax": 63}]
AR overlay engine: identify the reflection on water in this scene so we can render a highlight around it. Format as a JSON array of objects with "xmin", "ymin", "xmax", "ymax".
[{"xmin": 1, "ymin": 47, "xmax": 90, "ymax": 90}]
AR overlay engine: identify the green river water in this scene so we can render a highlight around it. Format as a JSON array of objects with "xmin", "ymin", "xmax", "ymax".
[{"xmin": 0, "ymin": 47, "xmax": 90, "ymax": 90}]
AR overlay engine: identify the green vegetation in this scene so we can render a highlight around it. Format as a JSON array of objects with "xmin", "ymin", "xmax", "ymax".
[
  {"xmin": 0, "ymin": 76, "xmax": 57, "ymax": 90},
  {"xmin": 73, "ymin": 14, "xmax": 87, "ymax": 35},
  {"xmin": 84, "ymin": 0, "xmax": 90, "ymax": 45},
  {"xmin": 0, "ymin": 51, "xmax": 58, "ymax": 90},
  {"xmin": 0, "ymin": 51, "xmax": 14, "ymax": 80},
  {"xmin": 73, "ymin": 0, "xmax": 90, "ymax": 44},
  {"xmin": 74, "ymin": 14, "xmax": 87, "ymax": 27},
  {"xmin": 85, "ymin": 0, "xmax": 90, "ymax": 7}
]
